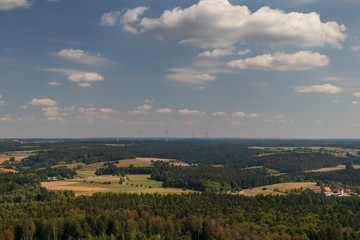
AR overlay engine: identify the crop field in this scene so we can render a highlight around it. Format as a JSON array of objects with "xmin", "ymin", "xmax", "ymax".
[
  {"xmin": 249, "ymin": 146, "xmax": 360, "ymax": 158},
  {"xmin": 52, "ymin": 157, "xmax": 188, "ymax": 177},
  {"xmin": 42, "ymin": 174, "xmax": 193, "ymax": 195},
  {"xmin": 0, "ymin": 150, "xmax": 37, "ymax": 164},
  {"xmin": 238, "ymin": 182, "xmax": 318, "ymax": 196},
  {"xmin": 305, "ymin": 165, "xmax": 346, "ymax": 173}
]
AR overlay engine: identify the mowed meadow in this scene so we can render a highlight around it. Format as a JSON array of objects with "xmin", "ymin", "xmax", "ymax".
[{"xmin": 42, "ymin": 157, "xmax": 193, "ymax": 195}]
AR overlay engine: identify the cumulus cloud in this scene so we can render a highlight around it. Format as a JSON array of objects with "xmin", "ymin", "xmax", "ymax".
[
  {"xmin": 350, "ymin": 46, "xmax": 360, "ymax": 52},
  {"xmin": 198, "ymin": 49, "xmax": 233, "ymax": 58},
  {"xmin": 132, "ymin": 0, "xmax": 346, "ymax": 48},
  {"xmin": 76, "ymin": 107, "xmax": 117, "ymax": 124},
  {"xmin": 212, "ymin": 111, "xmax": 227, "ymax": 117},
  {"xmin": 352, "ymin": 100, "xmax": 358, "ymax": 105},
  {"xmin": 41, "ymin": 68, "xmax": 104, "ymax": 87},
  {"xmin": 128, "ymin": 104, "xmax": 152, "ymax": 115},
  {"xmin": 249, "ymin": 113, "xmax": 259, "ymax": 118},
  {"xmin": 156, "ymin": 108, "xmax": 173, "ymax": 113},
  {"xmin": 354, "ymin": 92, "xmax": 360, "ymax": 98},
  {"xmin": 48, "ymin": 81, "xmax": 61, "ymax": 86},
  {"xmin": 178, "ymin": 109, "xmax": 207, "ymax": 116},
  {"xmin": 0, "ymin": 0, "xmax": 31, "ymax": 10},
  {"xmin": 68, "ymin": 72, "xmax": 104, "ymax": 87},
  {"xmin": 226, "ymin": 118, "xmax": 243, "ymax": 125},
  {"xmin": 237, "ymin": 49, "xmax": 251, "ymax": 56},
  {"xmin": 227, "ymin": 51, "xmax": 329, "ymax": 71},
  {"xmin": 232, "ymin": 111, "xmax": 246, "ymax": 117},
  {"xmin": 294, "ymin": 84, "xmax": 342, "ymax": 94},
  {"xmin": 100, "ymin": 7, "xmax": 149, "ymax": 33},
  {"xmin": 28, "ymin": 98, "xmax": 57, "ymax": 106},
  {"xmin": 167, "ymin": 72, "xmax": 216, "ymax": 84},
  {"xmin": 57, "ymin": 49, "xmax": 112, "ymax": 67}
]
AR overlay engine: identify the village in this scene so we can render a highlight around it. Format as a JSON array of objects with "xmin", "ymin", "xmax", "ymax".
[{"xmin": 313, "ymin": 186, "xmax": 358, "ymax": 197}]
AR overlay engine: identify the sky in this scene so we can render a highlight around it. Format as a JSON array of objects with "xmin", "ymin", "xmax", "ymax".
[{"xmin": 1, "ymin": 0, "xmax": 360, "ymax": 138}]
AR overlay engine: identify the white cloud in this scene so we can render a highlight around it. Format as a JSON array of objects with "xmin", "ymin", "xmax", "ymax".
[
  {"xmin": 100, "ymin": 108, "xmax": 115, "ymax": 113},
  {"xmin": 145, "ymin": 99, "xmax": 154, "ymax": 103},
  {"xmin": 136, "ymin": 0, "xmax": 346, "ymax": 48},
  {"xmin": 100, "ymin": 11, "xmax": 121, "ymax": 26},
  {"xmin": 227, "ymin": 51, "xmax": 329, "ymax": 71},
  {"xmin": 137, "ymin": 104, "xmax": 152, "ymax": 111},
  {"xmin": 0, "ymin": 0, "xmax": 31, "ymax": 10},
  {"xmin": 332, "ymin": 100, "xmax": 339, "ymax": 103},
  {"xmin": 314, "ymin": 120, "xmax": 323, "ymax": 124},
  {"xmin": 48, "ymin": 81, "xmax": 61, "ymax": 86},
  {"xmin": 41, "ymin": 68, "xmax": 104, "ymax": 87},
  {"xmin": 294, "ymin": 83, "xmax": 342, "ymax": 94},
  {"xmin": 350, "ymin": 46, "xmax": 360, "ymax": 52},
  {"xmin": 167, "ymin": 72, "xmax": 216, "ymax": 84},
  {"xmin": 195, "ymin": 86, "xmax": 205, "ymax": 90},
  {"xmin": 156, "ymin": 108, "xmax": 173, "ymax": 113},
  {"xmin": 249, "ymin": 113, "xmax": 259, "ymax": 118},
  {"xmin": 128, "ymin": 104, "xmax": 152, "ymax": 115},
  {"xmin": 232, "ymin": 111, "xmax": 246, "ymax": 117},
  {"xmin": 178, "ymin": 109, "xmax": 207, "ymax": 116},
  {"xmin": 28, "ymin": 98, "xmax": 57, "ymax": 106},
  {"xmin": 226, "ymin": 118, "xmax": 243, "ymax": 125},
  {"xmin": 352, "ymin": 100, "xmax": 358, "ymax": 105},
  {"xmin": 57, "ymin": 49, "xmax": 112, "ymax": 67},
  {"xmin": 68, "ymin": 72, "xmax": 104, "ymax": 87},
  {"xmin": 100, "ymin": 7, "xmax": 149, "ymax": 33},
  {"xmin": 198, "ymin": 49, "xmax": 233, "ymax": 58},
  {"xmin": 318, "ymin": 77, "xmax": 355, "ymax": 82},
  {"xmin": 237, "ymin": 49, "xmax": 251, "ymax": 56},
  {"xmin": 212, "ymin": 111, "xmax": 227, "ymax": 117},
  {"xmin": 0, "ymin": 94, "xmax": 2, "ymax": 100},
  {"xmin": 0, "ymin": 114, "xmax": 14, "ymax": 123},
  {"xmin": 354, "ymin": 92, "xmax": 360, "ymax": 98}
]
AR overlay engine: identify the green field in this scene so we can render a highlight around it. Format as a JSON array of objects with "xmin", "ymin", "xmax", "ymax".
[
  {"xmin": 0, "ymin": 150, "xmax": 37, "ymax": 164},
  {"xmin": 238, "ymin": 182, "xmax": 319, "ymax": 196},
  {"xmin": 42, "ymin": 174, "xmax": 194, "ymax": 195}
]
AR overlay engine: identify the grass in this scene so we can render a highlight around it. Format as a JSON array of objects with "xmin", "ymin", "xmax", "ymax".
[
  {"xmin": 51, "ymin": 157, "xmax": 187, "ymax": 178},
  {"xmin": 42, "ymin": 174, "xmax": 194, "ymax": 195},
  {"xmin": 238, "ymin": 182, "xmax": 319, "ymax": 196},
  {"xmin": 0, "ymin": 150, "xmax": 37, "ymax": 164},
  {"xmin": 305, "ymin": 165, "xmax": 346, "ymax": 173}
]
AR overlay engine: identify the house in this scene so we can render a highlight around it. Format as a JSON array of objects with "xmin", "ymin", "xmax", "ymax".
[
  {"xmin": 47, "ymin": 176, "xmax": 58, "ymax": 181},
  {"xmin": 323, "ymin": 187, "xmax": 331, "ymax": 192},
  {"xmin": 313, "ymin": 189, "xmax": 322, "ymax": 193}
]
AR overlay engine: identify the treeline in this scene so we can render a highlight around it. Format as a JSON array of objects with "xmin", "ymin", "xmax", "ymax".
[
  {"xmin": 18, "ymin": 147, "xmax": 136, "ymax": 169},
  {"xmin": 289, "ymin": 167, "xmax": 360, "ymax": 187},
  {"xmin": 0, "ymin": 167, "xmax": 76, "ymax": 203},
  {"xmin": 2, "ymin": 192, "xmax": 360, "ymax": 239},
  {"xmin": 151, "ymin": 166, "xmax": 282, "ymax": 192},
  {"xmin": 95, "ymin": 165, "xmax": 153, "ymax": 176},
  {"xmin": 256, "ymin": 152, "xmax": 354, "ymax": 173},
  {"xmin": 14, "ymin": 141, "xmax": 359, "ymax": 173}
]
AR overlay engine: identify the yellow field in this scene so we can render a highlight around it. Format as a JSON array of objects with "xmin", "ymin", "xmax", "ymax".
[
  {"xmin": 238, "ymin": 182, "xmax": 318, "ymax": 196},
  {"xmin": 41, "ymin": 174, "xmax": 194, "ymax": 195},
  {"xmin": 0, "ymin": 150, "xmax": 37, "ymax": 164},
  {"xmin": 306, "ymin": 165, "xmax": 346, "ymax": 173},
  {"xmin": 51, "ymin": 157, "xmax": 187, "ymax": 178}
]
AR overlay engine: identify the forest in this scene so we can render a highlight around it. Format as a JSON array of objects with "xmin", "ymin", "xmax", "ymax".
[{"xmin": 2, "ymin": 139, "xmax": 360, "ymax": 239}]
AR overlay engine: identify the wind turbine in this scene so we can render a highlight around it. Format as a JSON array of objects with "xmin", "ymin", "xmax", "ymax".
[{"xmin": 165, "ymin": 128, "xmax": 169, "ymax": 142}]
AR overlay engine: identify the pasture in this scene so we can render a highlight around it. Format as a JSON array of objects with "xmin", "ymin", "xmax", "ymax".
[
  {"xmin": 238, "ymin": 182, "xmax": 318, "ymax": 196},
  {"xmin": 0, "ymin": 150, "xmax": 37, "ymax": 164},
  {"xmin": 41, "ymin": 174, "xmax": 193, "ymax": 195}
]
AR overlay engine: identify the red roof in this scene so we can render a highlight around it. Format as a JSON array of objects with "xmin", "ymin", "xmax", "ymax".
[{"xmin": 324, "ymin": 187, "xmax": 331, "ymax": 192}]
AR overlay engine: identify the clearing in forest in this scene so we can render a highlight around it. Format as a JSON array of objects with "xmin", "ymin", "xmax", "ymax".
[
  {"xmin": 41, "ymin": 174, "xmax": 193, "ymax": 195},
  {"xmin": 238, "ymin": 182, "xmax": 318, "ymax": 196}
]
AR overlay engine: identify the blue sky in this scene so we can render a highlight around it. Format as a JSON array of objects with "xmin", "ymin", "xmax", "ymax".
[{"xmin": 1, "ymin": 0, "xmax": 360, "ymax": 138}]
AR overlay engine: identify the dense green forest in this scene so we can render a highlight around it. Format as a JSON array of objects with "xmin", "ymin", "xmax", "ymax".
[{"xmin": 3, "ymin": 139, "xmax": 360, "ymax": 239}]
